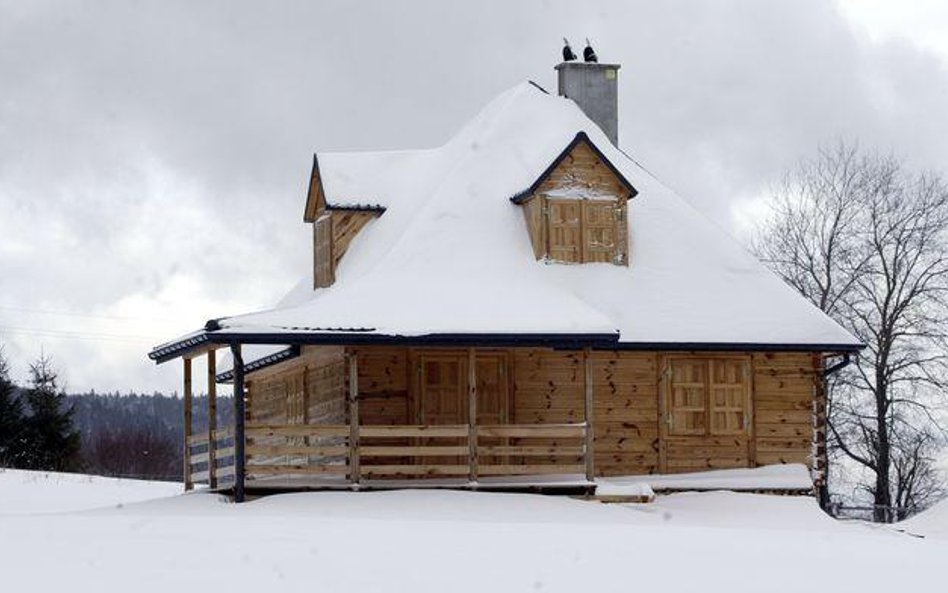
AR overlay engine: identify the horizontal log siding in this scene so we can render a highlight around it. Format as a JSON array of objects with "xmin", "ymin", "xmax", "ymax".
[
  {"xmin": 243, "ymin": 347, "xmax": 819, "ymax": 479},
  {"xmin": 752, "ymin": 352, "xmax": 819, "ymax": 467},
  {"xmin": 590, "ymin": 352, "xmax": 660, "ymax": 476}
]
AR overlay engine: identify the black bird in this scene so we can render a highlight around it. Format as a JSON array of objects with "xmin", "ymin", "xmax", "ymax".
[
  {"xmin": 562, "ymin": 38, "xmax": 577, "ymax": 62},
  {"xmin": 583, "ymin": 38, "xmax": 598, "ymax": 63}
]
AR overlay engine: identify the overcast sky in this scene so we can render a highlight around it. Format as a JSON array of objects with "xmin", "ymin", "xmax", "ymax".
[{"xmin": 1, "ymin": 0, "xmax": 947, "ymax": 395}]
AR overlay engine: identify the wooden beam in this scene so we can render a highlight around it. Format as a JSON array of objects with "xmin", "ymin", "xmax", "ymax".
[
  {"xmin": 348, "ymin": 351, "xmax": 360, "ymax": 485},
  {"xmin": 183, "ymin": 358, "xmax": 193, "ymax": 491},
  {"xmin": 207, "ymin": 349, "xmax": 217, "ymax": 489},
  {"xmin": 231, "ymin": 343, "xmax": 246, "ymax": 503},
  {"xmin": 583, "ymin": 348, "xmax": 595, "ymax": 482},
  {"xmin": 468, "ymin": 348, "xmax": 478, "ymax": 483}
]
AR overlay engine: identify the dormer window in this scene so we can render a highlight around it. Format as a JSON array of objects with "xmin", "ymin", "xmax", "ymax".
[
  {"xmin": 512, "ymin": 132, "xmax": 636, "ymax": 266},
  {"xmin": 546, "ymin": 197, "xmax": 624, "ymax": 264}
]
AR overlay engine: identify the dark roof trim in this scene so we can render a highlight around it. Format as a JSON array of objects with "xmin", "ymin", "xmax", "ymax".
[
  {"xmin": 150, "ymin": 330, "xmax": 862, "ymax": 364},
  {"xmin": 527, "ymin": 80, "xmax": 550, "ymax": 95},
  {"xmin": 148, "ymin": 333, "xmax": 211, "ymax": 364},
  {"xmin": 510, "ymin": 131, "xmax": 639, "ymax": 204},
  {"xmin": 215, "ymin": 345, "xmax": 301, "ymax": 383},
  {"xmin": 606, "ymin": 341, "xmax": 864, "ymax": 354},
  {"xmin": 326, "ymin": 203, "xmax": 387, "ymax": 213}
]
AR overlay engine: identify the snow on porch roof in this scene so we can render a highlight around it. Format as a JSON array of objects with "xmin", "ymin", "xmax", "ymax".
[{"xmin": 150, "ymin": 81, "xmax": 861, "ymax": 364}]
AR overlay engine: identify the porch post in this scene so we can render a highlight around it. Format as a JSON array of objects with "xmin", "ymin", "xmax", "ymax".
[
  {"xmin": 231, "ymin": 343, "xmax": 246, "ymax": 503},
  {"xmin": 207, "ymin": 349, "xmax": 217, "ymax": 489},
  {"xmin": 583, "ymin": 348, "xmax": 595, "ymax": 482},
  {"xmin": 183, "ymin": 357, "xmax": 193, "ymax": 491},
  {"xmin": 348, "ymin": 351, "xmax": 361, "ymax": 485},
  {"xmin": 467, "ymin": 348, "xmax": 478, "ymax": 483}
]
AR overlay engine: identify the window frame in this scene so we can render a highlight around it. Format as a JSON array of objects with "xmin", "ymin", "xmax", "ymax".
[{"xmin": 664, "ymin": 356, "xmax": 752, "ymax": 438}]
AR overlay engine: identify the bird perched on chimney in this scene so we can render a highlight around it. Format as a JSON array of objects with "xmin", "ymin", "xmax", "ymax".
[
  {"xmin": 562, "ymin": 38, "xmax": 577, "ymax": 62},
  {"xmin": 584, "ymin": 39, "xmax": 598, "ymax": 63}
]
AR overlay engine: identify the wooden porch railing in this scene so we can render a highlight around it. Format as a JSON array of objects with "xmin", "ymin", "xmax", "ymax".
[
  {"xmin": 185, "ymin": 427, "xmax": 236, "ymax": 486},
  {"xmin": 241, "ymin": 423, "xmax": 589, "ymax": 482}
]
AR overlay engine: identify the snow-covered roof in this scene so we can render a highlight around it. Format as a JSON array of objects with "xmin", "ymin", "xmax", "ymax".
[{"xmin": 151, "ymin": 81, "xmax": 860, "ymax": 362}]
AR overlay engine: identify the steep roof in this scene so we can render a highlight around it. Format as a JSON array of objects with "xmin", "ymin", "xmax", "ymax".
[{"xmin": 152, "ymin": 81, "xmax": 860, "ymax": 361}]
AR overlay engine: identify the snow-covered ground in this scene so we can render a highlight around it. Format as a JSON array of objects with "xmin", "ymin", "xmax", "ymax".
[{"xmin": 1, "ymin": 469, "xmax": 945, "ymax": 592}]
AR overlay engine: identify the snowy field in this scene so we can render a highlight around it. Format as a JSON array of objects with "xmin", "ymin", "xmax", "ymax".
[{"xmin": 1, "ymin": 469, "xmax": 946, "ymax": 593}]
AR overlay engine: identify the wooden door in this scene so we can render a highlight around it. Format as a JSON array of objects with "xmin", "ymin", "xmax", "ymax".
[
  {"xmin": 418, "ymin": 354, "xmax": 466, "ymax": 470},
  {"xmin": 583, "ymin": 202, "xmax": 617, "ymax": 263},
  {"xmin": 419, "ymin": 354, "xmax": 466, "ymax": 425},
  {"xmin": 547, "ymin": 200, "xmax": 582, "ymax": 263},
  {"xmin": 474, "ymin": 354, "xmax": 509, "ymax": 467}
]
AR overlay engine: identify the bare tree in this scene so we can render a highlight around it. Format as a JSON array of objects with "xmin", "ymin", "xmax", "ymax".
[{"xmin": 755, "ymin": 142, "xmax": 948, "ymax": 521}]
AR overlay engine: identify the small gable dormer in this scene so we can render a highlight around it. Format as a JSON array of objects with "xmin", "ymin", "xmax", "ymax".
[
  {"xmin": 305, "ymin": 155, "xmax": 384, "ymax": 288},
  {"xmin": 512, "ymin": 133, "xmax": 637, "ymax": 265}
]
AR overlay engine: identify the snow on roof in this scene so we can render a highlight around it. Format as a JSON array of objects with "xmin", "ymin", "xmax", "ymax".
[{"xmin": 159, "ymin": 81, "xmax": 860, "ymax": 352}]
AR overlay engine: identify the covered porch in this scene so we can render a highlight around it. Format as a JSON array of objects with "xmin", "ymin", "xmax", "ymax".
[{"xmin": 175, "ymin": 343, "xmax": 597, "ymax": 501}]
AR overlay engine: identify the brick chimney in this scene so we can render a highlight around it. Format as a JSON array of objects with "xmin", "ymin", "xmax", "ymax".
[{"xmin": 555, "ymin": 61, "xmax": 620, "ymax": 146}]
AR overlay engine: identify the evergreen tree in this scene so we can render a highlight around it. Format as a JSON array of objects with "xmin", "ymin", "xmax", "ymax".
[
  {"xmin": 0, "ymin": 345, "xmax": 28, "ymax": 467},
  {"xmin": 22, "ymin": 353, "xmax": 81, "ymax": 472}
]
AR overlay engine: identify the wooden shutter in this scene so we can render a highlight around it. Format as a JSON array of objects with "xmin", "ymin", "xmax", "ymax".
[
  {"xmin": 709, "ymin": 359, "xmax": 748, "ymax": 435},
  {"xmin": 582, "ymin": 202, "xmax": 617, "ymax": 263},
  {"xmin": 668, "ymin": 360, "xmax": 708, "ymax": 436},
  {"xmin": 547, "ymin": 199, "xmax": 582, "ymax": 263},
  {"xmin": 313, "ymin": 214, "xmax": 334, "ymax": 288}
]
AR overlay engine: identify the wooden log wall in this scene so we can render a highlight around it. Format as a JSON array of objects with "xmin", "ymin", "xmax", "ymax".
[
  {"xmin": 752, "ymin": 352, "xmax": 820, "ymax": 467},
  {"xmin": 243, "ymin": 346, "xmax": 821, "ymax": 478},
  {"xmin": 247, "ymin": 346, "xmax": 346, "ymax": 427}
]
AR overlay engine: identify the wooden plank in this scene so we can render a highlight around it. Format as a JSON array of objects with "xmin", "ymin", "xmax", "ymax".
[
  {"xmin": 359, "ymin": 425, "xmax": 469, "ymax": 438},
  {"xmin": 189, "ymin": 470, "xmax": 208, "ymax": 483},
  {"xmin": 349, "ymin": 352, "xmax": 360, "ymax": 484},
  {"xmin": 478, "ymin": 446, "xmax": 586, "ymax": 456},
  {"xmin": 183, "ymin": 357, "xmax": 193, "ymax": 491},
  {"xmin": 359, "ymin": 446, "xmax": 469, "ymax": 457},
  {"xmin": 207, "ymin": 349, "xmax": 217, "ymax": 489},
  {"xmin": 186, "ymin": 434, "xmax": 210, "ymax": 447},
  {"xmin": 476, "ymin": 424, "xmax": 585, "ymax": 438},
  {"xmin": 248, "ymin": 464, "xmax": 348, "ymax": 476},
  {"xmin": 477, "ymin": 465, "xmax": 587, "ymax": 476},
  {"xmin": 214, "ymin": 446, "xmax": 236, "ymax": 459},
  {"xmin": 246, "ymin": 445, "xmax": 349, "ymax": 457},
  {"xmin": 361, "ymin": 465, "xmax": 469, "ymax": 476},
  {"xmin": 584, "ymin": 347, "xmax": 594, "ymax": 481},
  {"xmin": 189, "ymin": 451, "xmax": 210, "ymax": 465},
  {"xmin": 468, "ymin": 347, "xmax": 478, "ymax": 482},
  {"xmin": 245, "ymin": 425, "xmax": 350, "ymax": 438}
]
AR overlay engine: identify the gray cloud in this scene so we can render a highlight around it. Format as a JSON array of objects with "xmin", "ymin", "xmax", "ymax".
[{"xmin": 1, "ymin": 0, "xmax": 946, "ymax": 392}]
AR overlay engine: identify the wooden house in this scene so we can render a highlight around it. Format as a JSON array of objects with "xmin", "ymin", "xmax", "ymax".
[{"xmin": 150, "ymin": 59, "xmax": 861, "ymax": 501}]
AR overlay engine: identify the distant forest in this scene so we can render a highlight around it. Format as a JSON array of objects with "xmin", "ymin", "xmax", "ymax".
[{"xmin": 67, "ymin": 391, "xmax": 233, "ymax": 481}]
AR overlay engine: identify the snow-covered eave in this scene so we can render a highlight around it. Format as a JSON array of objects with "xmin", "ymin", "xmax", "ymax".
[
  {"xmin": 509, "ymin": 131, "xmax": 639, "ymax": 205},
  {"xmin": 149, "ymin": 326, "xmax": 862, "ymax": 365},
  {"xmin": 303, "ymin": 152, "xmax": 390, "ymax": 221}
]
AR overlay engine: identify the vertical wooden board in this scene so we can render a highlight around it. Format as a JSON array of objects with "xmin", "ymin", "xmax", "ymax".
[
  {"xmin": 207, "ymin": 350, "xmax": 217, "ymax": 488},
  {"xmin": 313, "ymin": 214, "xmax": 334, "ymax": 288}
]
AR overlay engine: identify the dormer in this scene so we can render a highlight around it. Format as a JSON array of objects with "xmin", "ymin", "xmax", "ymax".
[
  {"xmin": 511, "ymin": 132, "xmax": 637, "ymax": 265},
  {"xmin": 304, "ymin": 155, "xmax": 384, "ymax": 288}
]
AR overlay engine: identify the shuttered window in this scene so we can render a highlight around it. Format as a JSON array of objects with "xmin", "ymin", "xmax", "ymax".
[
  {"xmin": 545, "ymin": 198, "xmax": 620, "ymax": 264},
  {"xmin": 667, "ymin": 358, "xmax": 750, "ymax": 436}
]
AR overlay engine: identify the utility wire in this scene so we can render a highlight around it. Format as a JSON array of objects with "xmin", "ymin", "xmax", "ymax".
[
  {"xmin": 0, "ymin": 325, "xmax": 162, "ymax": 344},
  {"xmin": 0, "ymin": 305, "xmax": 177, "ymax": 323}
]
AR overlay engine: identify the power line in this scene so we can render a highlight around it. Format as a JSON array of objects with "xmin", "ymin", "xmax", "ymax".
[
  {"xmin": 0, "ymin": 324, "xmax": 162, "ymax": 344},
  {"xmin": 0, "ymin": 305, "xmax": 177, "ymax": 323}
]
